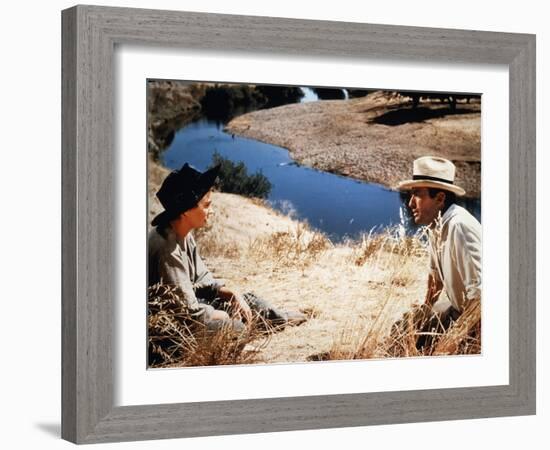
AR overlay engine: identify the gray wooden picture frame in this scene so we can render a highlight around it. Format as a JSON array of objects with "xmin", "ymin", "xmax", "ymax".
[{"xmin": 61, "ymin": 5, "xmax": 536, "ymax": 444}]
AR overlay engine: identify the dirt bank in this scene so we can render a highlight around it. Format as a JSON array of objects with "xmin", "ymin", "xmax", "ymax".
[{"xmin": 226, "ymin": 92, "xmax": 481, "ymax": 197}]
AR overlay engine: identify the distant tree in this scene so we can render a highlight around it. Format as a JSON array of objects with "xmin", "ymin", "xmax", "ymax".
[
  {"xmin": 200, "ymin": 85, "xmax": 265, "ymax": 121},
  {"xmin": 256, "ymin": 85, "xmax": 304, "ymax": 107},
  {"xmin": 394, "ymin": 91, "xmax": 480, "ymax": 109},
  {"xmin": 347, "ymin": 89, "xmax": 375, "ymax": 98},
  {"xmin": 312, "ymin": 88, "xmax": 346, "ymax": 100},
  {"xmin": 209, "ymin": 152, "xmax": 272, "ymax": 199}
]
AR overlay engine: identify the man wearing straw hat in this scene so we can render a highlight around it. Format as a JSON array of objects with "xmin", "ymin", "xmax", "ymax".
[{"xmin": 396, "ymin": 156, "xmax": 481, "ymax": 347}]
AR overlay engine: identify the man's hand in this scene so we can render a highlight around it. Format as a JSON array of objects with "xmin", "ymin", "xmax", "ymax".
[{"xmin": 425, "ymin": 273, "xmax": 443, "ymax": 307}]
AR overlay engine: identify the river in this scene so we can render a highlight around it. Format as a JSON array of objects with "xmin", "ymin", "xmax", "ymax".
[{"xmin": 161, "ymin": 89, "xmax": 480, "ymax": 241}]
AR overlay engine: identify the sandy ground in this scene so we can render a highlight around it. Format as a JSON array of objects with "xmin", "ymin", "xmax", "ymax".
[
  {"xmin": 226, "ymin": 92, "xmax": 481, "ymax": 197},
  {"xmin": 199, "ymin": 193, "xmax": 428, "ymax": 363},
  {"xmin": 149, "ymin": 159, "xmax": 428, "ymax": 363}
]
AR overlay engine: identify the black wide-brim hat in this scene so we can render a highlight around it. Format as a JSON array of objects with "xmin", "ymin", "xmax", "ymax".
[{"xmin": 151, "ymin": 163, "xmax": 221, "ymax": 227}]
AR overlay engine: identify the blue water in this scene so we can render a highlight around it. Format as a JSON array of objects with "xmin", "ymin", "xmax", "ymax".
[{"xmin": 161, "ymin": 118, "xmax": 480, "ymax": 242}]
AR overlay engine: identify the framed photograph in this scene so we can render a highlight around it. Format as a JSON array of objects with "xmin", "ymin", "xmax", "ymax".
[
  {"xmin": 62, "ymin": 5, "xmax": 535, "ymax": 444},
  {"xmin": 145, "ymin": 79, "xmax": 483, "ymax": 370}
]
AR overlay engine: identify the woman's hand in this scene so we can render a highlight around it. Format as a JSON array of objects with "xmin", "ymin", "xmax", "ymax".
[
  {"xmin": 231, "ymin": 294, "xmax": 254, "ymax": 324},
  {"xmin": 218, "ymin": 287, "xmax": 253, "ymax": 324}
]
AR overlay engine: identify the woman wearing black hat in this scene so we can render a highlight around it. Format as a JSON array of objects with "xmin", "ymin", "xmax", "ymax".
[{"xmin": 148, "ymin": 163, "xmax": 306, "ymax": 333}]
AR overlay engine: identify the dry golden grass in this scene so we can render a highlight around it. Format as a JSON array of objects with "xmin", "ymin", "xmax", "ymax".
[
  {"xmin": 196, "ymin": 196, "xmax": 480, "ymax": 364},
  {"xmin": 148, "ymin": 283, "xmax": 272, "ymax": 368},
  {"xmin": 324, "ymin": 227, "xmax": 433, "ymax": 361},
  {"xmin": 190, "ymin": 194, "xmax": 433, "ymax": 364},
  {"xmin": 147, "ymin": 160, "xmax": 480, "ymax": 366},
  {"xmin": 327, "ymin": 221, "xmax": 481, "ymax": 360},
  {"xmin": 248, "ymin": 223, "xmax": 332, "ymax": 269},
  {"xmin": 433, "ymin": 299, "xmax": 481, "ymax": 355},
  {"xmin": 334, "ymin": 299, "xmax": 481, "ymax": 360}
]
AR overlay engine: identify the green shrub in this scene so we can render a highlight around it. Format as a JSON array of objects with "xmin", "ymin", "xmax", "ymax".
[{"xmin": 210, "ymin": 152, "xmax": 272, "ymax": 199}]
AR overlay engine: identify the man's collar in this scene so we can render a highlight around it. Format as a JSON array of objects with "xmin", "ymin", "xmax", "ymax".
[{"xmin": 441, "ymin": 203, "xmax": 459, "ymax": 224}]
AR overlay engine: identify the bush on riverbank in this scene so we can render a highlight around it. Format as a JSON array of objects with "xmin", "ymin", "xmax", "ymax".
[{"xmin": 210, "ymin": 152, "xmax": 272, "ymax": 199}]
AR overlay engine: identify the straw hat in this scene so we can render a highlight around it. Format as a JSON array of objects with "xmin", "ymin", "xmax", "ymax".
[{"xmin": 397, "ymin": 156, "xmax": 466, "ymax": 197}]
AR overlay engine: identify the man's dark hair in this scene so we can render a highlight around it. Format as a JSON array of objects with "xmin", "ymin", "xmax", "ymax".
[{"xmin": 427, "ymin": 188, "xmax": 456, "ymax": 213}]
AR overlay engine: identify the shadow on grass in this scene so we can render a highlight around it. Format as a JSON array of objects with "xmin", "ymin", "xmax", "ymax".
[{"xmin": 371, "ymin": 106, "xmax": 479, "ymax": 126}]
